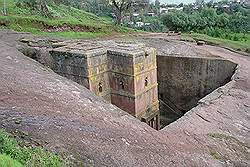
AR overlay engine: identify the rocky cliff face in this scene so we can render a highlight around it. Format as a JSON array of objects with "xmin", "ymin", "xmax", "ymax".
[{"xmin": 157, "ymin": 56, "xmax": 237, "ymax": 125}]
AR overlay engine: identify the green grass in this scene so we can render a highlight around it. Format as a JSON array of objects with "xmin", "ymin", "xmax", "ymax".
[
  {"xmin": 0, "ymin": 154, "xmax": 23, "ymax": 167},
  {"xmin": 0, "ymin": 0, "xmax": 134, "ymax": 38},
  {"xmin": 182, "ymin": 33, "xmax": 250, "ymax": 54},
  {"xmin": 0, "ymin": 129, "xmax": 67, "ymax": 167},
  {"xmin": 41, "ymin": 31, "xmax": 107, "ymax": 39}
]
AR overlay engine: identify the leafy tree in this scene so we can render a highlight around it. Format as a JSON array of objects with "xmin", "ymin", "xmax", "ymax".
[
  {"xmin": 183, "ymin": 4, "xmax": 194, "ymax": 14},
  {"xmin": 229, "ymin": 12, "xmax": 249, "ymax": 33},
  {"xmin": 154, "ymin": 0, "xmax": 160, "ymax": 14},
  {"xmin": 188, "ymin": 14, "xmax": 197, "ymax": 31},
  {"xmin": 200, "ymin": 7, "xmax": 218, "ymax": 27},
  {"xmin": 2, "ymin": 0, "xmax": 7, "ymax": 15},
  {"xmin": 196, "ymin": 0, "xmax": 205, "ymax": 5},
  {"xmin": 110, "ymin": 0, "xmax": 133, "ymax": 25},
  {"xmin": 217, "ymin": 12, "xmax": 229, "ymax": 28},
  {"xmin": 161, "ymin": 6, "xmax": 248, "ymax": 35},
  {"xmin": 161, "ymin": 11, "xmax": 189, "ymax": 31},
  {"xmin": 109, "ymin": 0, "xmax": 150, "ymax": 25}
]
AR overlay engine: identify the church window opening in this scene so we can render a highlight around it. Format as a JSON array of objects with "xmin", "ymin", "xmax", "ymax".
[
  {"xmin": 120, "ymin": 80, "xmax": 125, "ymax": 90},
  {"xmin": 98, "ymin": 82, "xmax": 103, "ymax": 92},
  {"xmin": 145, "ymin": 77, "xmax": 148, "ymax": 87}
]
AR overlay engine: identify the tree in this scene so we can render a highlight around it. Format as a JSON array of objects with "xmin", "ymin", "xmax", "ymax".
[
  {"xmin": 161, "ymin": 11, "xmax": 189, "ymax": 32},
  {"xmin": 196, "ymin": 0, "xmax": 205, "ymax": 5},
  {"xmin": 110, "ymin": 0, "xmax": 134, "ymax": 25},
  {"xmin": 217, "ymin": 13, "xmax": 229, "ymax": 28},
  {"xmin": 155, "ymin": 0, "xmax": 160, "ymax": 7},
  {"xmin": 110, "ymin": 0, "xmax": 149, "ymax": 25},
  {"xmin": 200, "ymin": 7, "xmax": 218, "ymax": 27},
  {"xmin": 178, "ymin": 3, "xmax": 184, "ymax": 8},
  {"xmin": 3, "ymin": 0, "xmax": 7, "ymax": 15},
  {"xmin": 183, "ymin": 4, "xmax": 194, "ymax": 14},
  {"xmin": 188, "ymin": 14, "xmax": 198, "ymax": 31},
  {"xmin": 206, "ymin": 0, "xmax": 214, "ymax": 8},
  {"xmin": 154, "ymin": 0, "xmax": 160, "ymax": 14},
  {"xmin": 229, "ymin": 12, "xmax": 249, "ymax": 33}
]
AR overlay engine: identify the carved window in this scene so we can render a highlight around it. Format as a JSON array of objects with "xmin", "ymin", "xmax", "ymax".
[
  {"xmin": 98, "ymin": 82, "xmax": 103, "ymax": 93},
  {"xmin": 141, "ymin": 118, "xmax": 146, "ymax": 123},
  {"xmin": 119, "ymin": 80, "xmax": 125, "ymax": 90},
  {"xmin": 145, "ymin": 77, "xmax": 148, "ymax": 87}
]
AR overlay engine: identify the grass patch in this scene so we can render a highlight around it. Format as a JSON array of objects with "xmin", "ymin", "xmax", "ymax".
[
  {"xmin": 0, "ymin": 0, "xmax": 134, "ymax": 38},
  {"xmin": 182, "ymin": 33, "xmax": 250, "ymax": 53},
  {"xmin": 43, "ymin": 31, "xmax": 107, "ymax": 39},
  {"xmin": 180, "ymin": 35, "xmax": 196, "ymax": 42},
  {"xmin": 0, "ymin": 129, "xmax": 68, "ymax": 167},
  {"xmin": 0, "ymin": 154, "xmax": 23, "ymax": 167}
]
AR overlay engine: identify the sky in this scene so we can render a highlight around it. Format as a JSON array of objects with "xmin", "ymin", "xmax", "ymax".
[
  {"xmin": 158, "ymin": 0, "xmax": 217, "ymax": 4},
  {"xmin": 159, "ymin": 0, "xmax": 196, "ymax": 4}
]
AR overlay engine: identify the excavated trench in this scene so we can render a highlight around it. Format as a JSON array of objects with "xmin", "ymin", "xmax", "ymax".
[
  {"xmin": 157, "ymin": 55, "xmax": 237, "ymax": 128},
  {"xmin": 18, "ymin": 40, "xmax": 237, "ymax": 130}
]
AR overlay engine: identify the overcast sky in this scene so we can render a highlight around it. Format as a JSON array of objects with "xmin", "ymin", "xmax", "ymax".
[
  {"xmin": 159, "ymin": 0, "xmax": 195, "ymax": 4},
  {"xmin": 158, "ymin": 0, "xmax": 216, "ymax": 4}
]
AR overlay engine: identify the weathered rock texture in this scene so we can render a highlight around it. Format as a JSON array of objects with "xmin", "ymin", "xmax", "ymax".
[
  {"xmin": 0, "ymin": 30, "xmax": 249, "ymax": 167},
  {"xmin": 129, "ymin": 37, "xmax": 237, "ymax": 126},
  {"xmin": 49, "ymin": 41, "xmax": 159, "ymax": 129},
  {"xmin": 157, "ymin": 56, "xmax": 237, "ymax": 125}
]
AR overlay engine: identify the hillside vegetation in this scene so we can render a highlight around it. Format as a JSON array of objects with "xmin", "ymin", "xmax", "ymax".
[
  {"xmin": 162, "ymin": 6, "xmax": 250, "ymax": 53},
  {"xmin": 0, "ymin": 0, "xmax": 132, "ymax": 38}
]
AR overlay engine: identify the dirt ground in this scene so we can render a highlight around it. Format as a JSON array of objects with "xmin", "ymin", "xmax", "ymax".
[{"xmin": 0, "ymin": 30, "xmax": 249, "ymax": 167}]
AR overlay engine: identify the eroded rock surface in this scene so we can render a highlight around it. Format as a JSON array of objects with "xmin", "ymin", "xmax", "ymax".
[{"xmin": 0, "ymin": 30, "xmax": 249, "ymax": 167}]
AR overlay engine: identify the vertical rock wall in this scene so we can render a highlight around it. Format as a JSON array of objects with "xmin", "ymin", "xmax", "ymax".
[{"xmin": 157, "ymin": 55, "xmax": 237, "ymax": 126}]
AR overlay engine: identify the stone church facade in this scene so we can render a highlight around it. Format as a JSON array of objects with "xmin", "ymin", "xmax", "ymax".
[{"xmin": 50, "ymin": 41, "xmax": 159, "ymax": 129}]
